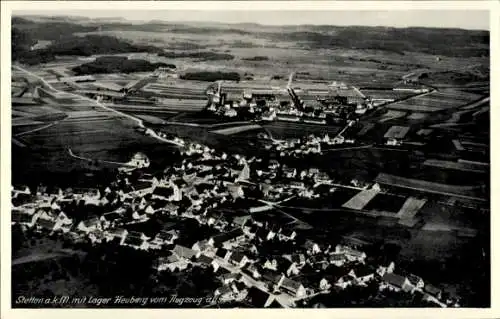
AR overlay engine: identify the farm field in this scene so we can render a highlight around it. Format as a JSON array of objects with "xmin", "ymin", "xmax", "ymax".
[
  {"xmin": 11, "ymin": 85, "xmax": 178, "ymax": 186},
  {"xmin": 377, "ymin": 110, "xmax": 407, "ymax": 123},
  {"xmin": 375, "ymin": 172, "xmax": 485, "ymax": 200},
  {"xmin": 144, "ymin": 82, "xmax": 208, "ymax": 95},
  {"xmin": 406, "ymin": 112, "xmax": 428, "ymax": 120},
  {"xmin": 360, "ymin": 89, "xmax": 418, "ymax": 100},
  {"xmin": 386, "ymin": 90, "xmax": 483, "ymax": 113},
  {"xmin": 423, "ymin": 159, "xmax": 488, "ymax": 174},
  {"xmin": 363, "ymin": 193, "xmax": 408, "ymax": 213},
  {"xmin": 9, "ymin": 15, "xmax": 491, "ymax": 308}
]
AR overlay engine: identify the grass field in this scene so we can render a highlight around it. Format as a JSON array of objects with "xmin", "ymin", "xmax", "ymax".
[
  {"xmin": 12, "ymin": 93, "xmax": 178, "ymax": 186},
  {"xmin": 386, "ymin": 90, "xmax": 483, "ymax": 113},
  {"xmin": 375, "ymin": 172, "xmax": 485, "ymax": 200},
  {"xmin": 360, "ymin": 89, "xmax": 417, "ymax": 100},
  {"xmin": 399, "ymin": 229, "xmax": 467, "ymax": 260},
  {"xmin": 74, "ymin": 26, "xmax": 487, "ymax": 87},
  {"xmin": 363, "ymin": 193, "xmax": 408, "ymax": 213}
]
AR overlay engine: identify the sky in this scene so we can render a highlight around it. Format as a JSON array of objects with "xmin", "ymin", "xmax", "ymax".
[{"xmin": 15, "ymin": 9, "xmax": 490, "ymax": 31}]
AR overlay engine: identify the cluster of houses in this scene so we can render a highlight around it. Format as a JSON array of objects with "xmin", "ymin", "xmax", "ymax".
[
  {"xmin": 11, "ymin": 138, "xmax": 458, "ymax": 308},
  {"xmin": 263, "ymin": 127, "xmax": 358, "ymax": 158}
]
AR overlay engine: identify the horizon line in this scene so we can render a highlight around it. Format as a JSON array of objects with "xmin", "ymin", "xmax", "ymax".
[{"xmin": 13, "ymin": 12, "xmax": 490, "ymax": 32}]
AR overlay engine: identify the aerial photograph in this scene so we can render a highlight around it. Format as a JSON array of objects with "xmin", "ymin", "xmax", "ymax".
[{"xmin": 9, "ymin": 8, "xmax": 490, "ymax": 309}]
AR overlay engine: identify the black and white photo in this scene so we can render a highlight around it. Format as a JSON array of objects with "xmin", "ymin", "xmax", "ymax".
[{"xmin": 2, "ymin": 1, "xmax": 495, "ymax": 313}]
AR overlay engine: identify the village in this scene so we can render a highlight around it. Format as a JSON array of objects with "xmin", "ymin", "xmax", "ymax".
[{"xmin": 11, "ymin": 135, "xmax": 459, "ymax": 308}]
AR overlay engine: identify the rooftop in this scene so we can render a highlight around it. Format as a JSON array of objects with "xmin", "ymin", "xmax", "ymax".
[
  {"xmin": 342, "ymin": 188, "xmax": 380, "ymax": 210},
  {"xmin": 384, "ymin": 125, "xmax": 410, "ymax": 139},
  {"xmin": 173, "ymin": 245, "xmax": 197, "ymax": 259},
  {"xmin": 382, "ymin": 273, "xmax": 408, "ymax": 289},
  {"xmin": 246, "ymin": 287, "xmax": 273, "ymax": 308}
]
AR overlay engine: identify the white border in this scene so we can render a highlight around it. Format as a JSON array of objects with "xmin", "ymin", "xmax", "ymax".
[{"xmin": 1, "ymin": 1, "xmax": 499, "ymax": 319}]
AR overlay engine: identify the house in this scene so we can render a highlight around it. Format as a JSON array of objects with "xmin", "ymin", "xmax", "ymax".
[
  {"xmin": 88, "ymin": 230, "xmax": 106, "ymax": 244},
  {"xmin": 335, "ymin": 275, "xmax": 356, "ymax": 289},
  {"xmin": 314, "ymin": 172, "xmax": 332, "ymax": 185},
  {"xmin": 231, "ymin": 281, "xmax": 249, "ymax": 299},
  {"xmin": 319, "ymin": 278, "xmax": 332, "ymax": 291},
  {"xmin": 259, "ymin": 269, "xmax": 282, "ymax": 291},
  {"xmin": 11, "ymin": 209, "xmax": 38, "ymax": 228},
  {"xmin": 211, "ymin": 259, "xmax": 221, "ymax": 273},
  {"xmin": 423, "ymin": 284, "xmax": 442, "ymax": 301},
  {"xmin": 229, "ymin": 252, "xmax": 249, "ymax": 268},
  {"xmin": 153, "ymin": 254, "xmax": 188, "ymax": 272},
  {"xmin": 227, "ymin": 183, "xmax": 245, "ymax": 200},
  {"xmin": 195, "ymin": 254, "xmax": 214, "ymax": 268},
  {"xmin": 246, "ymin": 287, "xmax": 276, "ymax": 308},
  {"xmin": 53, "ymin": 217, "xmax": 74, "ymax": 233},
  {"xmin": 214, "ymin": 285, "xmax": 234, "ymax": 302},
  {"xmin": 276, "ymin": 257, "xmax": 300, "ymax": 277},
  {"xmin": 77, "ymin": 216, "xmax": 102, "ymax": 234},
  {"xmin": 12, "ymin": 193, "xmax": 33, "ymax": 207},
  {"xmin": 208, "ymin": 228, "xmax": 245, "ymax": 248},
  {"xmin": 242, "ymin": 263, "xmax": 262, "ymax": 279},
  {"xmin": 159, "ymin": 221, "xmax": 178, "ymax": 232},
  {"xmin": 132, "ymin": 208, "xmax": 148, "ymax": 221},
  {"xmin": 232, "ymin": 215, "xmax": 251, "ymax": 228},
  {"xmin": 100, "ymin": 212, "xmax": 123, "ymax": 229},
  {"xmin": 278, "ymin": 228, "xmax": 297, "ymax": 241},
  {"xmin": 152, "ymin": 185, "xmax": 178, "ymax": 201},
  {"xmin": 255, "ymin": 227, "xmax": 276, "ymax": 241},
  {"xmin": 144, "ymin": 205, "xmax": 155, "ymax": 215},
  {"xmin": 290, "ymin": 181, "xmax": 306, "ymax": 190},
  {"xmin": 151, "ymin": 198, "xmax": 169, "ymax": 211},
  {"xmin": 350, "ymin": 264, "xmax": 376, "ymax": 284},
  {"xmin": 376, "ymin": 261, "xmax": 396, "ymax": 277},
  {"xmin": 55, "ymin": 211, "xmax": 72, "ymax": 224},
  {"xmin": 206, "ymin": 211, "xmax": 224, "ymax": 226},
  {"xmin": 329, "ymin": 253, "xmax": 347, "ymax": 267},
  {"xmin": 268, "ymin": 160, "xmax": 280, "ymax": 171},
  {"xmin": 36, "ymin": 209, "xmax": 57, "ymax": 221},
  {"xmin": 381, "ymin": 273, "xmax": 413, "ymax": 292},
  {"xmin": 36, "ymin": 219, "xmax": 57, "ymax": 233},
  {"xmin": 192, "ymin": 239, "xmax": 211, "ymax": 253},
  {"xmin": 407, "ymin": 274, "xmax": 425, "ymax": 290},
  {"xmin": 82, "ymin": 190, "xmax": 101, "ymax": 206},
  {"xmin": 149, "ymin": 230, "xmax": 178, "ymax": 248},
  {"xmin": 302, "ymin": 240, "xmax": 321, "ymax": 255},
  {"xmin": 282, "ymin": 166, "xmax": 297, "ymax": 179},
  {"xmin": 215, "ymin": 248, "xmax": 232, "ymax": 261},
  {"xmin": 173, "ymin": 244, "xmax": 199, "ymax": 260},
  {"xmin": 14, "ymin": 185, "xmax": 31, "ymax": 195},
  {"xmin": 244, "ymin": 223, "xmax": 258, "ymax": 236},
  {"xmin": 335, "ymin": 245, "xmax": 366, "ymax": 263},
  {"xmin": 122, "ymin": 233, "xmax": 149, "ymax": 250},
  {"xmin": 129, "ymin": 180, "xmax": 154, "ymax": 196},
  {"xmin": 283, "ymin": 253, "xmax": 306, "ymax": 266},
  {"xmin": 294, "ymin": 253, "xmax": 308, "ymax": 265},
  {"xmin": 263, "ymin": 258, "xmax": 278, "ymax": 271},
  {"xmin": 219, "ymin": 272, "xmax": 241, "ymax": 285},
  {"xmin": 384, "ymin": 125, "xmax": 410, "ymax": 145},
  {"xmin": 128, "ymin": 231, "xmax": 150, "ymax": 242},
  {"xmin": 104, "ymin": 228, "xmax": 128, "ymax": 244},
  {"xmin": 277, "ymin": 275, "xmax": 307, "ymax": 298}
]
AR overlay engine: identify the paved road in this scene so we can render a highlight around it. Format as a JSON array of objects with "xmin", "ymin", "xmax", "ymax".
[
  {"xmin": 322, "ymin": 144, "xmax": 374, "ymax": 153},
  {"xmin": 12, "ymin": 252, "xmax": 68, "ymax": 266},
  {"xmin": 460, "ymin": 96, "xmax": 490, "ymax": 110},
  {"xmin": 67, "ymin": 148, "xmax": 130, "ymax": 166},
  {"xmin": 14, "ymin": 122, "xmax": 59, "ymax": 137},
  {"xmin": 14, "ymin": 65, "xmax": 184, "ymax": 147}
]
